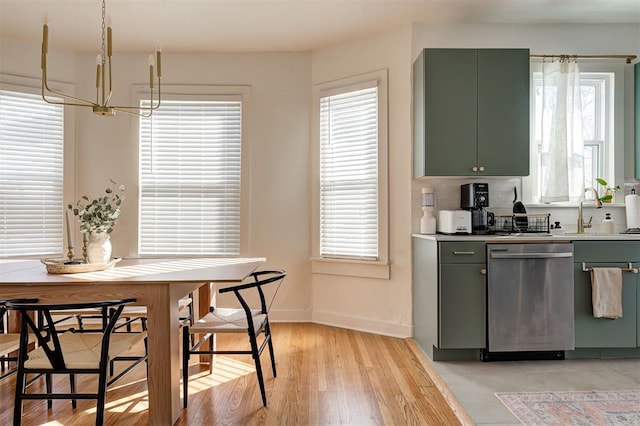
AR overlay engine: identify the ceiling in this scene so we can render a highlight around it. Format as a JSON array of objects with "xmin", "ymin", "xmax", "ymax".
[{"xmin": 1, "ymin": 0, "xmax": 639, "ymax": 53}]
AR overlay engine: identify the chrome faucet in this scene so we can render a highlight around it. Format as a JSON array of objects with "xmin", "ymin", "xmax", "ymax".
[{"xmin": 577, "ymin": 187, "xmax": 603, "ymax": 233}]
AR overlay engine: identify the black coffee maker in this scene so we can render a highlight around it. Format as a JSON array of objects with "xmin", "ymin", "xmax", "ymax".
[{"xmin": 461, "ymin": 183, "xmax": 494, "ymax": 235}]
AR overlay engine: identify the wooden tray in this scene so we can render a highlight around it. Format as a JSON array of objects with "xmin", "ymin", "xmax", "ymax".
[{"xmin": 41, "ymin": 258, "xmax": 122, "ymax": 274}]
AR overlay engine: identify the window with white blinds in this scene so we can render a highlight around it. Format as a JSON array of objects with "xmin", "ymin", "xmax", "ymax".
[
  {"xmin": 139, "ymin": 98, "xmax": 243, "ymax": 256},
  {"xmin": 319, "ymin": 83, "xmax": 379, "ymax": 259},
  {"xmin": 0, "ymin": 89, "xmax": 64, "ymax": 257}
]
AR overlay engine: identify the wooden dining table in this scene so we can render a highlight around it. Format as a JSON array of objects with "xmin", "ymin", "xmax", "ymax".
[{"xmin": 0, "ymin": 256, "xmax": 265, "ymax": 425}]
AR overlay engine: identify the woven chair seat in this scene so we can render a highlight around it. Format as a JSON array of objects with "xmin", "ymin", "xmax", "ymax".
[
  {"xmin": 189, "ymin": 308, "xmax": 266, "ymax": 334},
  {"xmin": 25, "ymin": 331, "xmax": 147, "ymax": 370}
]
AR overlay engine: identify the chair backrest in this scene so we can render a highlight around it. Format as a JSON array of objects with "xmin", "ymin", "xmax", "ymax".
[
  {"xmin": 5, "ymin": 298, "xmax": 136, "ymax": 370},
  {"xmin": 0, "ymin": 298, "xmax": 38, "ymax": 335},
  {"xmin": 218, "ymin": 270, "xmax": 286, "ymax": 316}
]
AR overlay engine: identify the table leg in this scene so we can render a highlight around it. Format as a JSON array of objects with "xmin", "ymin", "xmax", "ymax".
[{"xmin": 145, "ymin": 285, "xmax": 181, "ymax": 425}]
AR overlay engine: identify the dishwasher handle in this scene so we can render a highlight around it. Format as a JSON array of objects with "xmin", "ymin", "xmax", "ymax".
[{"xmin": 490, "ymin": 251, "xmax": 573, "ymax": 259}]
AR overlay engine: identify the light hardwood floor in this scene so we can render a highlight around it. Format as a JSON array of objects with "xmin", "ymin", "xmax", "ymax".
[{"xmin": 0, "ymin": 323, "xmax": 462, "ymax": 425}]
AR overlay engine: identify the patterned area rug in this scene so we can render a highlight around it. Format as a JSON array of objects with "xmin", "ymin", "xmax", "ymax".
[{"xmin": 495, "ymin": 390, "xmax": 640, "ymax": 425}]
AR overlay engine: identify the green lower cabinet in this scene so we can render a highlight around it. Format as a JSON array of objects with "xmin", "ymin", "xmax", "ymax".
[
  {"xmin": 574, "ymin": 263, "xmax": 638, "ymax": 348},
  {"xmin": 439, "ymin": 263, "xmax": 486, "ymax": 348}
]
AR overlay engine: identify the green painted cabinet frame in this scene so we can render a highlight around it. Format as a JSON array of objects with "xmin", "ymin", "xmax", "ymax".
[
  {"xmin": 413, "ymin": 48, "xmax": 530, "ymax": 177},
  {"xmin": 438, "ymin": 242, "xmax": 486, "ymax": 349}
]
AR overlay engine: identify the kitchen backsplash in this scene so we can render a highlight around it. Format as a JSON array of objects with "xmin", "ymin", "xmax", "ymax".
[{"xmin": 412, "ymin": 177, "xmax": 631, "ymax": 234}]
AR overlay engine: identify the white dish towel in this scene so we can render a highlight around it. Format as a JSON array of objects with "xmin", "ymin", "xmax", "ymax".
[{"xmin": 589, "ymin": 267, "xmax": 623, "ymax": 319}]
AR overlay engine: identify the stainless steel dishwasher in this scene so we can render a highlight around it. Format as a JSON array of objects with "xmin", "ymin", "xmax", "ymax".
[{"xmin": 482, "ymin": 242, "xmax": 574, "ymax": 361}]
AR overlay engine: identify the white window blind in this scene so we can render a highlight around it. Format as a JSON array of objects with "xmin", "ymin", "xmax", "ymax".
[
  {"xmin": 0, "ymin": 90, "xmax": 64, "ymax": 257},
  {"xmin": 319, "ymin": 84, "xmax": 379, "ymax": 259},
  {"xmin": 139, "ymin": 98, "xmax": 242, "ymax": 256}
]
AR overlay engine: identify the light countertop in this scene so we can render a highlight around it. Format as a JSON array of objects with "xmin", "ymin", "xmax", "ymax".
[{"xmin": 412, "ymin": 233, "xmax": 640, "ymax": 242}]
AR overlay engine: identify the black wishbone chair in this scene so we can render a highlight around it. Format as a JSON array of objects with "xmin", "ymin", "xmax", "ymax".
[
  {"xmin": 182, "ymin": 269, "xmax": 286, "ymax": 408},
  {"xmin": 6, "ymin": 298, "xmax": 148, "ymax": 426}
]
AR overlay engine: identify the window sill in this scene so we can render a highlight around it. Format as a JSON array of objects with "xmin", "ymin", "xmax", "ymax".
[{"xmin": 311, "ymin": 257, "xmax": 390, "ymax": 279}]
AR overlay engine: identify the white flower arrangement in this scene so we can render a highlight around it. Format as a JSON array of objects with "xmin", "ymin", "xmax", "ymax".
[{"xmin": 68, "ymin": 179, "xmax": 125, "ymax": 235}]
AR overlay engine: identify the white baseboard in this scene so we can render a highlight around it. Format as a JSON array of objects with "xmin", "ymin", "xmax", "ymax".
[{"xmin": 310, "ymin": 309, "xmax": 412, "ymax": 338}]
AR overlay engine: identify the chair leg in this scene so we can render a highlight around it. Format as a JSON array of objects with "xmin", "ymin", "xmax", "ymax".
[
  {"xmin": 182, "ymin": 326, "xmax": 190, "ymax": 409},
  {"xmin": 70, "ymin": 373, "xmax": 77, "ymax": 409},
  {"xmin": 13, "ymin": 364, "xmax": 25, "ymax": 425},
  {"xmin": 249, "ymin": 334, "xmax": 267, "ymax": 407},
  {"xmin": 265, "ymin": 322, "xmax": 277, "ymax": 377},
  {"xmin": 46, "ymin": 373, "xmax": 53, "ymax": 409},
  {"xmin": 96, "ymin": 370, "xmax": 108, "ymax": 426},
  {"xmin": 208, "ymin": 336, "xmax": 215, "ymax": 374}
]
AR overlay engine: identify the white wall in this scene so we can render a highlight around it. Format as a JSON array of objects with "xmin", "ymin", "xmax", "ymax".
[{"xmin": 311, "ymin": 26, "xmax": 415, "ymax": 337}]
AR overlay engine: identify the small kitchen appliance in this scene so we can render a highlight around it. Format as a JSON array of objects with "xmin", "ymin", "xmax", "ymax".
[
  {"xmin": 420, "ymin": 187, "xmax": 437, "ymax": 234},
  {"xmin": 461, "ymin": 183, "xmax": 494, "ymax": 234},
  {"xmin": 437, "ymin": 210, "xmax": 471, "ymax": 234}
]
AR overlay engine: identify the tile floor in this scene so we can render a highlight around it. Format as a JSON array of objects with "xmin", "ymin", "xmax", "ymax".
[{"xmin": 430, "ymin": 357, "xmax": 640, "ymax": 425}]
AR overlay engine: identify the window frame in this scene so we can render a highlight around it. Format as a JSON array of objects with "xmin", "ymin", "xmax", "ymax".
[
  {"xmin": 311, "ymin": 70, "xmax": 389, "ymax": 279},
  {"xmin": 524, "ymin": 61, "xmax": 624, "ymax": 205},
  {"xmin": 134, "ymin": 85, "xmax": 251, "ymax": 257},
  {"xmin": 0, "ymin": 74, "xmax": 76, "ymax": 258}
]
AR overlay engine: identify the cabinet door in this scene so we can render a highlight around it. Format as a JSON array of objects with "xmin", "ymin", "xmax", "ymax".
[
  {"xmin": 439, "ymin": 263, "xmax": 486, "ymax": 348},
  {"xmin": 574, "ymin": 262, "xmax": 637, "ymax": 348},
  {"xmin": 422, "ymin": 49, "xmax": 478, "ymax": 176},
  {"xmin": 477, "ymin": 49, "xmax": 530, "ymax": 176}
]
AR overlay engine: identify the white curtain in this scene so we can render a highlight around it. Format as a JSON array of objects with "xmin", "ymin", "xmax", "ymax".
[{"xmin": 539, "ymin": 58, "xmax": 584, "ymax": 203}]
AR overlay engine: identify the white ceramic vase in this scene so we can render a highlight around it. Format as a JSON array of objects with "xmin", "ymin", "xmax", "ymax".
[{"xmin": 86, "ymin": 232, "xmax": 112, "ymax": 264}]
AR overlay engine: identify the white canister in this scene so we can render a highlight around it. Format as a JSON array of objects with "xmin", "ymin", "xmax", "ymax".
[
  {"xmin": 601, "ymin": 213, "xmax": 615, "ymax": 234},
  {"xmin": 420, "ymin": 187, "xmax": 437, "ymax": 234}
]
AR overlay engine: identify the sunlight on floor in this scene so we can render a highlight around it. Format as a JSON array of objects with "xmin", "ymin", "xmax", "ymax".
[
  {"xmin": 78, "ymin": 356, "xmax": 257, "ymax": 416},
  {"xmin": 188, "ymin": 356, "xmax": 256, "ymax": 389}
]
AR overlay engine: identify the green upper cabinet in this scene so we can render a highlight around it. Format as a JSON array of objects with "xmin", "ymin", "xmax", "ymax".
[{"xmin": 413, "ymin": 48, "xmax": 530, "ymax": 177}]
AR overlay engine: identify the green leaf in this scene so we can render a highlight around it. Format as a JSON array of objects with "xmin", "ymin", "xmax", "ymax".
[
  {"xmin": 599, "ymin": 195, "xmax": 613, "ymax": 201},
  {"xmin": 595, "ymin": 178, "xmax": 607, "ymax": 186}
]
